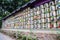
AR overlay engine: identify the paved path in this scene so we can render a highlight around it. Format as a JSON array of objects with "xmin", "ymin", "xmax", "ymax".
[{"xmin": 0, "ymin": 33, "xmax": 16, "ymax": 40}]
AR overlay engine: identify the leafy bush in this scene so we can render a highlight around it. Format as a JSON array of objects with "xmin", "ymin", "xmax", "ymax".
[
  {"xmin": 57, "ymin": 36, "xmax": 60, "ymax": 40},
  {"xmin": 17, "ymin": 32, "xmax": 37, "ymax": 40},
  {"xmin": 17, "ymin": 34, "xmax": 37, "ymax": 40},
  {"xmin": 22, "ymin": 36, "xmax": 26, "ymax": 40}
]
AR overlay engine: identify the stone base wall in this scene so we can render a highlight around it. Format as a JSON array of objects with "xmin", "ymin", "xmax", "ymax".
[
  {"xmin": 17, "ymin": 32, "xmax": 60, "ymax": 40},
  {"xmin": 1, "ymin": 30, "xmax": 60, "ymax": 40}
]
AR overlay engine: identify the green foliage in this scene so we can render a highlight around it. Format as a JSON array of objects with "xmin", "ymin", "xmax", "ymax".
[
  {"xmin": 57, "ymin": 36, "xmax": 60, "ymax": 40},
  {"xmin": 0, "ymin": 20, "xmax": 2, "ymax": 28},
  {"xmin": 22, "ymin": 36, "xmax": 26, "ymax": 40},
  {"xmin": 0, "ymin": 0, "xmax": 30, "ymax": 13},
  {"xmin": 17, "ymin": 32, "xmax": 37, "ymax": 40}
]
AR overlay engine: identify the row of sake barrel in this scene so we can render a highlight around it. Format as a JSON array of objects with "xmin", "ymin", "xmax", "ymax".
[{"xmin": 4, "ymin": 0, "xmax": 60, "ymax": 29}]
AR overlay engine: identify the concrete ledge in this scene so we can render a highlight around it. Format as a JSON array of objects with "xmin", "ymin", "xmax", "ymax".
[{"xmin": 1, "ymin": 29, "xmax": 60, "ymax": 34}]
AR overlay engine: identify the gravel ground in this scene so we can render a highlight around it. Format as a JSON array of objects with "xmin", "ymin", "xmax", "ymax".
[{"xmin": 0, "ymin": 33, "xmax": 16, "ymax": 40}]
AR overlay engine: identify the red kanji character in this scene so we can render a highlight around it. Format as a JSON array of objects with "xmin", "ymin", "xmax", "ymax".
[
  {"xmin": 58, "ymin": 21, "xmax": 60, "ymax": 28},
  {"xmin": 50, "ymin": 24, "xmax": 54, "ymax": 29}
]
